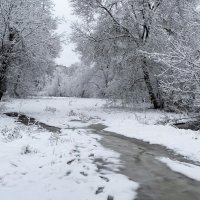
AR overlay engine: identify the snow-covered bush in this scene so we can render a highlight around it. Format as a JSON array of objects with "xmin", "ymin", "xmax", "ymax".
[
  {"xmin": 21, "ymin": 145, "xmax": 38, "ymax": 155},
  {"xmin": 1, "ymin": 126, "xmax": 22, "ymax": 142},
  {"xmin": 44, "ymin": 106, "xmax": 57, "ymax": 114}
]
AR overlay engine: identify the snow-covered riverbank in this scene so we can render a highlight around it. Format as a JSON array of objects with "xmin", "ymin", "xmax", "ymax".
[
  {"xmin": 1, "ymin": 97, "xmax": 200, "ymax": 198},
  {"xmin": 4, "ymin": 97, "xmax": 200, "ymax": 162},
  {"xmin": 0, "ymin": 113, "xmax": 138, "ymax": 200}
]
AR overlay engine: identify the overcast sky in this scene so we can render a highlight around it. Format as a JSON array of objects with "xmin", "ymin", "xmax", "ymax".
[{"xmin": 53, "ymin": 0, "xmax": 80, "ymax": 67}]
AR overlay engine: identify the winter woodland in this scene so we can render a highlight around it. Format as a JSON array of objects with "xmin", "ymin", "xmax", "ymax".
[
  {"xmin": 1, "ymin": 1, "xmax": 200, "ymax": 200},
  {"xmin": 50, "ymin": 0, "xmax": 200, "ymax": 113},
  {"xmin": 1, "ymin": 0, "xmax": 200, "ymax": 112}
]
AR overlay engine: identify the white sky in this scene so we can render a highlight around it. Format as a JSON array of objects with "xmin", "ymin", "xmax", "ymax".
[{"xmin": 53, "ymin": 0, "xmax": 80, "ymax": 67}]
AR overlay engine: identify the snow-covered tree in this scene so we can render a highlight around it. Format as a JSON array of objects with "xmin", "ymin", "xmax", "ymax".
[
  {"xmin": 70, "ymin": 0, "xmax": 200, "ymax": 111},
  {"xmin": 0, "ymin": 0, "xmax": 61, "ymax": 99},
  {"xmin": 140, "ymin": 0, "xmax": 200, "ymax": 111},
  {"xmin": 70, "ymin": 0, "xmax": 167, "ymax": 108}
]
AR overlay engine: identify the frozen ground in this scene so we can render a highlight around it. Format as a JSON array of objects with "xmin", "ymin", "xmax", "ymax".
[
  {"xmin": 1, "ymin": 97, "xmax": 200, "ymax": 197},
  {"xmin": 0, "ymin": 100, "xmax": 138, "ymax": 200}
]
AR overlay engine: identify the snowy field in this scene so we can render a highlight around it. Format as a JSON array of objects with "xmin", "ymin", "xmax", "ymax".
[{"xmin": 1, "ymin": 97, "xmax": 200, "ymax": 199}]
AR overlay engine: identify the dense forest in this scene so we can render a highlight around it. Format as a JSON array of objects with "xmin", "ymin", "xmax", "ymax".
[{"xmin": 1, "ymin": 0, "xmax": 200, "ymax": 113}]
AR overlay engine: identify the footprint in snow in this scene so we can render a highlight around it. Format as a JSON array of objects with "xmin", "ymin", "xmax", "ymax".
[
  {"xmin": 65, "ymin": 171, "xmax": 72, "ymax": 176},
  {"xmin": 80, "ymin": 171, "xmax": 88, "ymax": 176},
  {"xmin": 89, "ymin": 153, "xmax": 94, "ymax": 158},
  {"xmin": 95, "ymin": 187, "xmax": 104, "ymax": 195},
  {"xmin": 99, "ymin": 176, "xmax": 109, "ymax": 182},
  {"xmin": 67, "ymin": 159, "xmax": 76, "ymax": 165}
]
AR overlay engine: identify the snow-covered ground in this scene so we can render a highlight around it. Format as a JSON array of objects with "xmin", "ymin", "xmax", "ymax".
[
  {"xmin": 158, "ymin": 157, "xmax": 200, "ymax": 182},
  {"xmin": 0, "ymin": 99, "xmax": 139, "ymax": 200},
  {"xmin": 1, "ymin": 96, "xmax": 200, "ymax": 197},
  {"xmin": 4, "ymin": 97, "xmax": 200, "ymax": 161}
]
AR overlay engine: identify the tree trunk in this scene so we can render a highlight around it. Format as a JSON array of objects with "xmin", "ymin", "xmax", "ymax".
[
  {"xmin": 141, "ymin": 57, "xmax": 160, "ymax": 109},
  {"xmin": 0, "ymin": 26, "xmax": 18, "ymax": 101},
  {"xmin": 0, "ymin": 91, "xmax": 3, "ymax": 101},
  {"xmin": 81, "ymin": 90, "xmax": 85, "ymax": 98},
  {"xmin": 0, "ymin": 60, "xmax": 7, "ymax": 101},
  {"xmin": 14, "ymin": 74, "xmax": 20, "ymax": 98},
  {"xmin": 0, "ymin": 78, "xmax": 6, "ymax": 101},
  {"xmin": 156, "ymin": 78, "xmax": 165, "ymax": 109}
]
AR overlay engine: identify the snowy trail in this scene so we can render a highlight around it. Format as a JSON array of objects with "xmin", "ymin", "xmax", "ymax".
[{"xmin": 5, "ymin": 113, "xmax": 200, "ymax": 200}]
